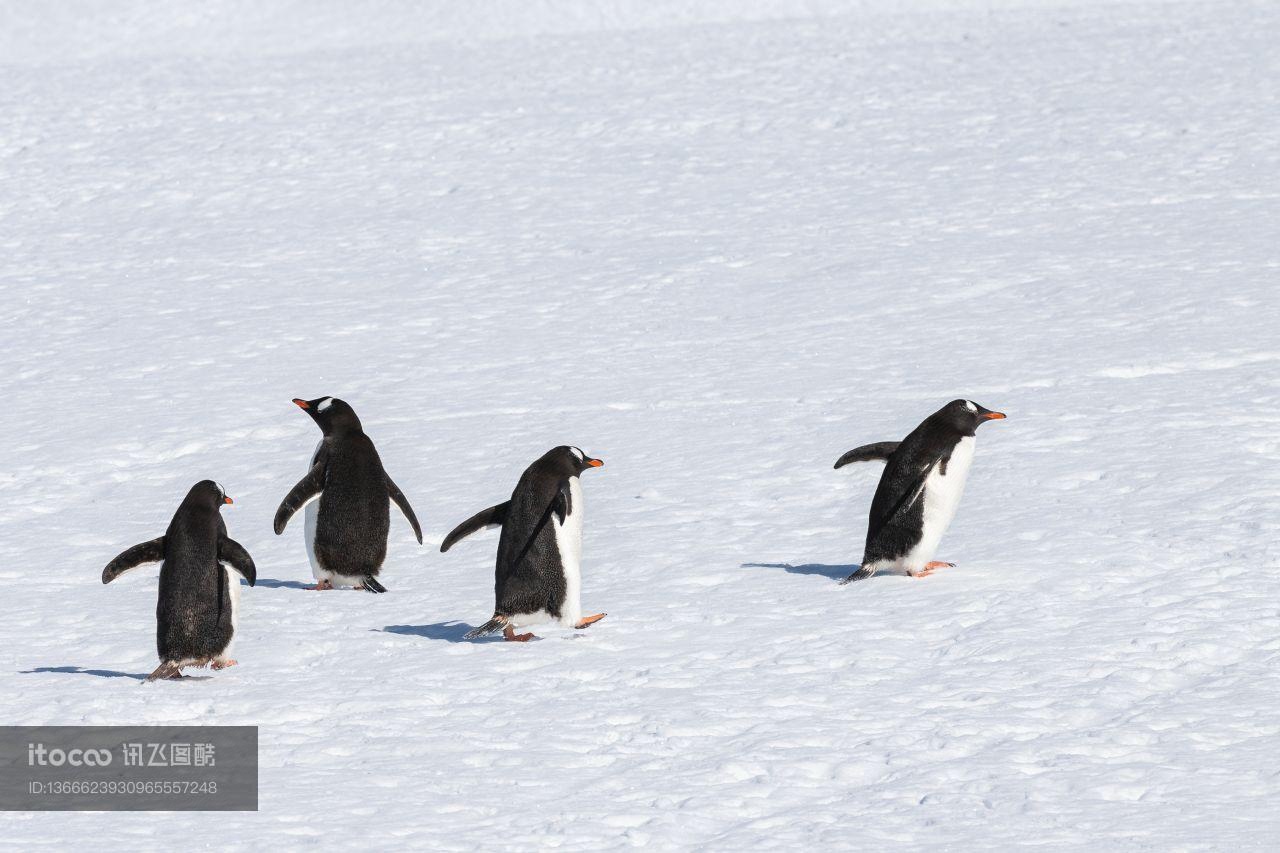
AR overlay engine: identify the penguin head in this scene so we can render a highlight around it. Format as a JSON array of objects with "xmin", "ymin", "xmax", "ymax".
[
  {"xmin": 292, "ymin": 396, "xmax": 362, "ymax": 434},
  {"xmin": 938, "ymin": 399, "xmax": 1006, "ymax": 435},
  {"xmin": 548, "ymin": 445, "xmax": 604, "ymax": 476},
  {"xmin": 187, "ymin": 480, "xmax": 234, "ymax": 510}
]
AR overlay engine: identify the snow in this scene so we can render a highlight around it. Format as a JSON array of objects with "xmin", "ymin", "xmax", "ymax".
[{"xmin": 3, "ymin": 0, "xmax": 1279, "ymax": 847}]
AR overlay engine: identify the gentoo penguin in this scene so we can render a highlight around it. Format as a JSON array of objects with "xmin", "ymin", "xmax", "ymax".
[
  {"xmin": 441, "ymin": 446, "xmax": 605, "ymax": 642},
  {"xmin": 274, "ymin": 396, "xmax": 422, "ymax": 592},
  {"xmin": 835, "ymin": 399, "xmax": 1005, "ymax": 584},
  {"xmin": 101, "ymin": 480, "xmax": 256, "ymax": 682}
]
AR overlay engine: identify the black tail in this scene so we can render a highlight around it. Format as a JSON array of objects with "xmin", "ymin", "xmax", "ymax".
[
  {"xmin": 839, "ymin": 566, "xmax": 876, "ymax": 585},
  {"xmin": 361, "ymin": 575, "xmax": 387, "ymax": 594},
  {"xmin": 144, "ymin": 662, "xmax": 183, "ymax": 683},
  {"xmin": 464, "ymin": 615, "xmax": 506, "ymax": 640}
]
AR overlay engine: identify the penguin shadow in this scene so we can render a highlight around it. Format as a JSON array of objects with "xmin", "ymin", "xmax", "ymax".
[
  {"xmin": 380, "ymin": 622, "xmax": 500, "ymax": 644},
  {"xmin": 741, "ymin": 562, "xmax": 915, "ymax": 581},
  {"xmin": 22, "ymin": 666, "xmax": 148, "ymax": 681},
  {"xmin": 252, "ymin": 578, "xmax": 314, "ymax": 590}
]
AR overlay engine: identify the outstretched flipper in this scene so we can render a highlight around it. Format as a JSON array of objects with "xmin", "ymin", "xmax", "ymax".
[
  {"xmin": 440, "ymin": 502, "xmax": 511, "ymax": 553},
  {"xmin": 102, "ymin": 538, "xmax": 165, "ymax": 584},
  {"xmin": 218, "ymin": 537, "xmax": 257, "ymax": 586},
  {"xmin": 386, "ymin": 475, "xmax": 423, "ymax": 544},
  {"xmin": 274, "ymin": 460, "xmax": 325, "ymax": 535},
  {"xmin": 834, "ymin": 441, "xmax": 900, "ymax": 469},
  {"xmin": 464, "ymin": 614, "xmax": 508, "ymax": 639}
]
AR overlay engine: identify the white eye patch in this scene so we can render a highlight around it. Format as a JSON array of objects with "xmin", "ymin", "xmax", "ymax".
[
  {"xmin": 318, "ymin": 397, "xmax": 334, "ymax": 412},
  {"xmin": 215, "ymin": 481, "xmax": 226, "ymax": 496},
  {"xmin": 570, "ymin": 447, "xmax": 584, "ymax": 461},
  {"xmin": 964, "ymin": 401, "xmax": 977, "ymax": 412}
]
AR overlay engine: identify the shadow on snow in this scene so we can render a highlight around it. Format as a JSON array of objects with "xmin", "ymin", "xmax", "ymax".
[
  {"xmin": 379, "ymin": 622, "xmax": 502, "ymax": 643},
  {"xmin": 22, "ymin": 666, "xmax": 148, "ymax": 681},
  {"xmin": 741, "ymin": 562, "xmax": 915, "ymax": 581},
  {"xmin": 252, "ymin": 578, "xmax": 314, "ymax": 590}
]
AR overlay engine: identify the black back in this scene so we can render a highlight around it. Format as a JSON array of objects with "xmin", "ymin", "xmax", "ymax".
[
  {"xmin": 301, "ymin": 397, "xmax": 392, "ymax": 577},
  {"xmin": 493, "ymin": 446, "xmax": 598, "ymax": 619},
  {"xmin": 157, "ymin": 481, "xmax": 236, "ymax": 661},
  {"xmin": 862, "ymin": 400, "xmax": 1001, "ymax": 564}
]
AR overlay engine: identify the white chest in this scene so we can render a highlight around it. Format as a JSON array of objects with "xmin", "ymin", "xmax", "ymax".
[
  {"xmin": 907, "ymin": 436, "xmax": 976, "ymax": 566},
  {"xmin": 552, "ymin": 477, "xmax": 584, "ymax": 626},
  {"xmin": 224, "ymin": 566, "xmax": 242, "ymax": 639},
  {"xmin": 304, "ymin": 439, "xmax": 323, "ymax": 578}
]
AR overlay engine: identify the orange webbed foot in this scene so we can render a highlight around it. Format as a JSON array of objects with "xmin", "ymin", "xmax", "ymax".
[
  {"xmin": 503, "ymin": 626, "xmax": 535, "ymax": 642},
  {"xmin": 913, "ymin": 561, "xmax": 956, "ymax": 578},
  {"xmin": 575, "ymin": 613, "xmax": 607, "ymax": 630}
]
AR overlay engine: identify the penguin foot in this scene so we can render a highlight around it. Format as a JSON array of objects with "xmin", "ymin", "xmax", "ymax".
[
  {"xmin": 575, "ymin": 613, "xmax": 607, "ymax": 630},
  {"xmin": 308, "ymin": 579, "xmax": 334, "ymax": 591},
  {"xmin": 145, "ymin": 662, "xmax": 183, "ymax": 682},
  {"xmin": 502, "ymin": 625, "xmax": 536, "ymax": 642},
  {"xmin": 211, "ymin": 658, "xmax": 238, "ymax": 670},
  {"xmin": 913, "ymin": 561, "xmax": 956, "ymax": 578}
]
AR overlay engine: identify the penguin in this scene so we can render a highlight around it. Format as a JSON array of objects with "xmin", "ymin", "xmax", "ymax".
[
  {"xmin": 440, "ymin": 446, "xmax": 605, "ymax": 642},
  {"xmin": 834, "ymin": 399, "xmax": 1006, "ymax": 584},
  {"xmin": 101, "ymin": 480, "xmax": 256, "ymax": 682},
  {"xmin": 274, "ymin": 397, "xmax": 423, "ymax": 592}
]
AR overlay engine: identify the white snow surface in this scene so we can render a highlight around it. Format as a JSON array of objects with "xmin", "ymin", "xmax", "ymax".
[{"xmin": 2, "ymin": 0, "xmax": 1279, "ymax": 848}]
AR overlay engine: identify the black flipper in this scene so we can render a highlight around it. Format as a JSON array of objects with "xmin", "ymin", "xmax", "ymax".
[
  {"xmin": 218, "ymin": 537, "xmax": 257, "ymax": 587},
  {"xmin": 553, "ymin": 483, "xmax": 571, "ymax": 525},
  {"xmin": 440, "ymin": 502, "xmax": 511, "ymax": 553},
  {"xmin": 865, "ymin": 457, "xmax": 937, "ymax": 545},
  {"xmin": 386, "ymin": 475, "xmax": 423, "ymax": 544},
  {"xmin": 834, "ymin": 441, "xmax": 901, "ymax": 469},
  {"xmin": 101, "ymin": 538, "xmax": 165, "ymax": 584},
  {"xmin": 511, "ymin": 484, "xmax": 569, "ymax": 567},
  {"xmin": 361, "ymin": 575, "xmax": 387, "ymax": 594},
  {"xmin": 464, "ymin": 614, "xmax": 506, "ymax": 639},
  {"xmin": 274, "ymin": 460, "xmax": 325, "ymax": 535}
]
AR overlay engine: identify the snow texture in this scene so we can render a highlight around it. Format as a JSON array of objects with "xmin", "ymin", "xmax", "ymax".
[{"xmin": 2, "ymin": 0, "xmax": 1279, "ymax": 848}]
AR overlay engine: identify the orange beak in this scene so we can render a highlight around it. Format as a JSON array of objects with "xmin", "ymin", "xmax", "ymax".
[
  {"xmin": 587, "ymin": 458, "xmax": 604, "ymax": 468},
  {"xmin": 224, "ymin": 496, "xmax": 234, "ymax": 505},
  {"xmin": 293, "ymin": 398, "xmax": 310, "ymax": 409},
  {"xmin": 984, "ymin": 412, "xmax": 1007, "ymax": 420}
]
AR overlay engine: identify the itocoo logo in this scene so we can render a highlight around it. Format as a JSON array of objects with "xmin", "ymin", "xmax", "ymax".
[{"xmin": 27, "ymin": 743, "xmax": 113, "ymax": 767}]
